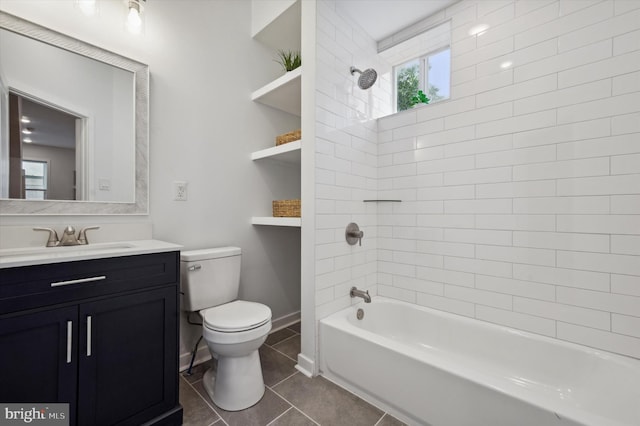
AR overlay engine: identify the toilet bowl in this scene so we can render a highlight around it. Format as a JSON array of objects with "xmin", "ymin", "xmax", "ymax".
[
  {"xmin": 200, "ymin": 300, "xmax": 271, "ymax": 410},
  {"xmin": 180, "ymin": 248, "xmax": 272, "ymax": 411}
]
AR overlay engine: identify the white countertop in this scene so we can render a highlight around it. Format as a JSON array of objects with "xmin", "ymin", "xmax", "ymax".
[{"xmin": 0, "ymin": 239, "xmax": 182, "ymax": 268}]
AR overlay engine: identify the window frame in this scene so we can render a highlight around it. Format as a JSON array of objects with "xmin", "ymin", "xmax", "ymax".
[
  {"xmin": 393, "ymin": 45, "xmax": 451, "ymax": 113},
  {"xmin": 22, "ymin": 158, "xmax": 49, "ymax": 200}
]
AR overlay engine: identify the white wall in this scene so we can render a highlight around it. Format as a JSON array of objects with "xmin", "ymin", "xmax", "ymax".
[
  {"xmin": 376, "ymin": 0, "xmax": 640, "ymax": 359},
  {"xmin": 0, "ymin": 0, "xmax": 302, "ymax": 362}
]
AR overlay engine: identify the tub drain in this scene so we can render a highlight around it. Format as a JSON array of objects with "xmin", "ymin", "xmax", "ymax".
[{"xmin": 356, "ymin": 308, "xmax": 364, "ymax": 320}]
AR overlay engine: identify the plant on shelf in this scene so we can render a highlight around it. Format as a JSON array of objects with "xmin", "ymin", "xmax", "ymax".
[
  {"xmin": 410, "ymin": 90, "xmax": 430, "ymax": 107},
  {"xmin": 274, "ymin": 49, "xmax": 301, "ymax": 72}
]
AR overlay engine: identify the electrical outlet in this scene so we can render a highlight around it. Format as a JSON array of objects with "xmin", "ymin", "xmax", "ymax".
[
  {"xmin": 173, "ymin": 181, "xmax": 188, "ymax": 201},
  {"xmin": 98, "ymin": 178, "xmax": 111, "ymax": 191}
]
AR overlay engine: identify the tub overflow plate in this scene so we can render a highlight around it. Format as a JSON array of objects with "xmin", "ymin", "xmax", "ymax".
[{"xmin": 357, "ymin": 308, "xmax": 364, "ymax": 320}]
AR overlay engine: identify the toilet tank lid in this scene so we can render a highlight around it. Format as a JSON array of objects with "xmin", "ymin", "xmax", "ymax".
[{"xmin": 181, "ymin": 247, "xmax": 241, "ymax": 261}]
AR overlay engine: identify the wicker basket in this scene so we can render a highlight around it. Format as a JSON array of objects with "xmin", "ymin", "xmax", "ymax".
[
  {"xmin": 272, "ymin": 199, "xmax": 301, "ymax": 217},
  {"xmin": 275, "ymin": 129, "xmax": 301, "ymax": 146}
]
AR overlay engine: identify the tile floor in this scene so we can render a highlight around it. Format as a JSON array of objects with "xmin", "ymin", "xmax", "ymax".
[{"xmin": 180, "ymin": 322, "xmax": 406, "ymax": 426}]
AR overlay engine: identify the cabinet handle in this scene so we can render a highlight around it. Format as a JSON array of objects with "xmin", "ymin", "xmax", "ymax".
[
  {"xmin": 50, "ymin": 275, "xmax": 106, "ymax": 287},
  {"xmin": 66, "ymin": 321, "xmax": 73, "ymax": 364},
  {"xmin": 86, "ymin": 316, "xmax": 92, "ymax": 357}
]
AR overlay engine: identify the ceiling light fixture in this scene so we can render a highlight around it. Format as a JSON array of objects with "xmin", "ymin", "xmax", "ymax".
[
  {"xmin": 125, "ymin": 0, "xmax": 145, "ymax": 35},
  {"xmin": 23, "ymin": 137, "xmax": 33, "ymax": 143},
  {"xmin": 22, "ymin": 128, "xmax": 33, "ymax": 135},
  {"xmin": 20, "ymin": 116, "xmax": 31, "ymax": 124}
]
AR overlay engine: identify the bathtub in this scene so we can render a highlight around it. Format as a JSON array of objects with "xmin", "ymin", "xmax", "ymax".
[{"xmin": 319, "ymin": 297, "xmax": 640, "ymax": 426}]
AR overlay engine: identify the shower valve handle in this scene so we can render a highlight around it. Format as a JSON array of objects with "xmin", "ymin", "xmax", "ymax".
[{"xmin": 345, "ymin": 223, "xmax": 364, "ymax": 246}]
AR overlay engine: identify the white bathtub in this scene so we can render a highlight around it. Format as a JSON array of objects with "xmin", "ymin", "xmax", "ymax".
[{"xmin": 319, "ymin": 297, "xmax": 640, "ymax": 426}]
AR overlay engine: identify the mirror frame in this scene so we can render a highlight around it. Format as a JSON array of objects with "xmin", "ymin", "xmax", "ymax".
[{"xmin": 0, "ymin": 12, "xmax": 148, "ymax": 215}]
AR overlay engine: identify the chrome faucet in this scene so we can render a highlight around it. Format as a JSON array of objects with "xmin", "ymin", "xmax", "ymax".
[
  {"xmin": 33, "ymin": 226, "xmax": 100, "ymax": 247},
  {"xmin": 59, "ymin": 226, "xmax": 81, "ymax": 246},
  {"xmin": 350, "ymin": 286, "xmax": 371, "ymax": 303}
]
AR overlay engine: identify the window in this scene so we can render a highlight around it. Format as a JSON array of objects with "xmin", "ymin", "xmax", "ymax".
[
  {"xmin": 22, "ymin": 160, "xmax": 48, "ymax": 200},
  {"xmin": 395, "ymin": 47, "xmax": 451, "ymax": 112}
]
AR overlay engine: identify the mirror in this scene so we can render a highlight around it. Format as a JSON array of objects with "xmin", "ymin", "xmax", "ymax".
[{"xmin": 0, "ymin": 12, "xmax": 148, "ymax": 214}]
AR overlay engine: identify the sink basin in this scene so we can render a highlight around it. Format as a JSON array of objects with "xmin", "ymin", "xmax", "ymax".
[
  {"xmin": 0, "ymin": 242, "xmax": 136, "ymax": 258},
  {"xmin": 0, "ymin": 240, "xmax": 182, "ymax": 268}
]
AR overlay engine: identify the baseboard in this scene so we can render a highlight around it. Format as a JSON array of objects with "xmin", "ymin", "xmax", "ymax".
[
  {"xmin": 179, "ymin": 344, "xmax": 211, "ymax": 373},
  {"xmin": 270, "ymin": 310, "xmax": 301, "ymax": 332},
  {"xmin": 295, "ymin": 353, "xmax": 315, "ymax": 377}
]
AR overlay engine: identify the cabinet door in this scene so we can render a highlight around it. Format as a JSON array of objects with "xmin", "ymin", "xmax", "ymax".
[
  {"xmin": 0, "ymin": 306, "xmax": 78, "ymax": 424},
  {"xmin": 77, "ymin": 287, "xmax": 178, "ymax": 426}
]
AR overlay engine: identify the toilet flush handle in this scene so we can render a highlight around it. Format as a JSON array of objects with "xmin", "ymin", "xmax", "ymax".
[{"xmin": 188, "ymin": 264, "xmax": 202, "ymax": 271}]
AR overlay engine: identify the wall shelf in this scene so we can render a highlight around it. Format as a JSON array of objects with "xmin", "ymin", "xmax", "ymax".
[
  {"xmin": 251, "ymin": 140, "xmax": 301, "ymax": 165},
  {"xmin": 251, "ymin": 67, "xmax": 301, "ymax": 116},
  {"xmin": 251, "ymin": 217, "xmax": 301, "ymax": 227},
  {"xmin": 252, "ymin": 0, "xmax": 301, "ymax": 52}
]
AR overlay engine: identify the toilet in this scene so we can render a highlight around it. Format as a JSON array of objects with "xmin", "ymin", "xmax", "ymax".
[{"xmin": 180, "ymin": 247, "xmax": 272, "ymax": 411}]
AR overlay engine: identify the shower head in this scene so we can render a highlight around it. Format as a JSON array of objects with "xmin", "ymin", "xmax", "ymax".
[{"xmin": 350, "ymin": 66, "xmax": 377, "ymax": 90}]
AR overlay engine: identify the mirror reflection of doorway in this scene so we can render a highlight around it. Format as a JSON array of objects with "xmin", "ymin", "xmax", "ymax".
[{"xmin": 7, "ymin": 91, "xmax": 83, "ymax": 200}]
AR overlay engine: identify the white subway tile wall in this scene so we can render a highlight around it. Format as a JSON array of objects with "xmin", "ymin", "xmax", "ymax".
[
  {"xmin": 314, "ymin": 0, "xmax": 392, "ymax": 319},
  {"xmin": 316, "ymin": 0, "xmax": 640, "ymax": 359}
]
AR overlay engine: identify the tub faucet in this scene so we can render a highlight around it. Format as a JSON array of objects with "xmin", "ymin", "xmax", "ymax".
[{"xmin": 350, "ymin": 286, "xmax": 371, "ymax": 303}]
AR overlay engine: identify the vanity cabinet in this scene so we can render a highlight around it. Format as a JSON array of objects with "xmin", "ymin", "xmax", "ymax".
[{"xmin": 0, "ymin": 251, "xmax": 182, "ymax": 426}]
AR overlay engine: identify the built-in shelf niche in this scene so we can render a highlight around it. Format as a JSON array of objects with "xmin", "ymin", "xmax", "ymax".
[
  {"xmin": 251, "ymin": 217, "xmax": 301, "ymax": 227},
  {"xmin": 252, "ymin": 0, "xmax": 301, "ymax": 52},
  {"xmin": 251, "ymin": 140, "xmax": 301, "ymax": 227},
  {"xmin": 251, "ymin": 140, "xmax": 301, "ymax": 165},
  {"xmin": 250, "ymin": 0, "xmax": 302, "ymax": 229},
  {"xmin": 251, "ymin": 67, "xmax": 301, "ymax": 116}
]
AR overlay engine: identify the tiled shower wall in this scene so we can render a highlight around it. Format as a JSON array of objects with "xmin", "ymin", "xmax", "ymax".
[
  {"xmin": 376, "ymin": 0, "xmax": 640, "ymax": 358},
  {"xmin": 313, "ymin": 0, "xmax": 392, "ymax": 319}
]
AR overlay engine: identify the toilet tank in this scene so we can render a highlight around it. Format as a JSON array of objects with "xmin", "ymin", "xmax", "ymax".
[{"xmin": 180, "ymin": 247, "xmax": 242, "ymax": 312}]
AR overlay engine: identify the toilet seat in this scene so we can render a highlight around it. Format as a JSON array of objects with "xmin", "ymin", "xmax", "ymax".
[{"xmin": 201, "ymin": 300, "xmax": 271, "ymax": 332}]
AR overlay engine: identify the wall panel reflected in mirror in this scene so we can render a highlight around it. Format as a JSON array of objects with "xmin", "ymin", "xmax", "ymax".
[
  {"xmin": 9, "ymin": 93, "xmax": 79, "ymax": 200},
  {"xmin": 0, "ymin": 12, "xmax": 148, "ymax": 215}
]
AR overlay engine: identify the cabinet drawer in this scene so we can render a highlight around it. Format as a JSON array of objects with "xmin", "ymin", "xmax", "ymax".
[{"xmin": 0, "ymin": 251, "xmax": 179, "ymax": 315}]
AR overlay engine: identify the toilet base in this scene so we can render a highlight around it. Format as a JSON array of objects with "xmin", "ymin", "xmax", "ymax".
[{"xmin": 202, "ymin": 350, "xmax": 265, "ymax": 411}]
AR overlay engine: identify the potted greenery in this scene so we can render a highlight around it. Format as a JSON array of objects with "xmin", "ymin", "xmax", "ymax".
[
  {"xmin": 274, "ymin": 49, "xmax": 301, "ymax": 73},
  {"xmin": 411, "ymin": 90, "xmax": 430, "ymax": 107}
]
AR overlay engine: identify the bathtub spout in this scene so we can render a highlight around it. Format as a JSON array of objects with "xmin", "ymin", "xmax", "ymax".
[{"xmin": 350, "ymin": 287, "xmax": 371, "ymax": 303}]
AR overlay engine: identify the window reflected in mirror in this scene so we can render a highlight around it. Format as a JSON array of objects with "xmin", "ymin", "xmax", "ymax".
[{"xmin": 22, "ymin": 160, "xmax": 48, "ymax": 200}]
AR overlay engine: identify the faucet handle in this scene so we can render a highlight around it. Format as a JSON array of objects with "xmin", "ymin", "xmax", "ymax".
[
  {"xmin": 78, "ymin": 226, "xmax": 100, "ymax": 245},
  {"xmin": 33, "ymin": 227, "xmax": 60, "ymax": 247},
  {"xmin": 345, "ymin": 223, "xmax": 364, "ymax": 246}
]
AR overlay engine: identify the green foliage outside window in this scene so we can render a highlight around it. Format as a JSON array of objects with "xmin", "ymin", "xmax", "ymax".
[
  {"xmin": 397, "ymin": 62, "xmax": 446, "ymax": 112},
  {"xmin": 411, "ymin": 90, "xmax": 430, "ymax": 106},
  {"xmin": 397, "ymin": 64, "xmax": 419, "ymax": 111}
]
